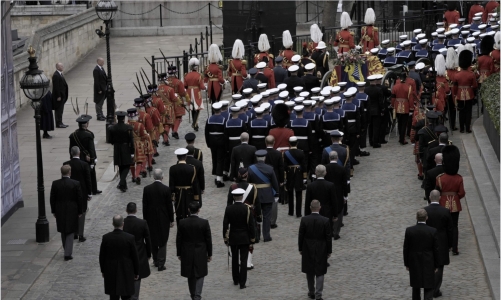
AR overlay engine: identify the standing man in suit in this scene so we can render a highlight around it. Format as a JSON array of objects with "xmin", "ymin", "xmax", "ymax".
[
  {"xmin": 403, "ymin": 209, "xmax": 441, "ymax": 300},
  {"xmin": 248, "ymin": 149, "xmax": 279, "ymax": 242},
  {"xmin": 142, "ymin": 169, "xmax": 174, "ymax": 272},
  {"xmin": 170, "ymin": 148, "xmax": 200, "ymax": 222},
  {"xmin": 123, "ymin": 203, "xmax": 151, "ymax": 300},
  {"xmin": 50, "ymin": 165, "xmax": 83, "ymax": 261},
  {"xmin": 186, "ymin": 145, "xmax": 205, "ymax": 205},
  {"xmin": 93, "ymin": 57, "xmax": 108, "ymax": 121},
  {"xmin": 304, "ymin": 165, "xmax": 337, "ymax": 232},
  {"xmin": 424, "ymin": 190, "xmax": 453, "ymax": 298},
  {"xmin": 424, "ymin": 153, "xmax": 444, "ymax": 203},
  {"xmin": 223, "ymin": 188, "xmax": 256, "ymax": 289},
  {"xmin": 100, "ymin": 215, "xmax": 139, "ymax": 300},
  {"xmin": 185, "ymin": 133, "xmax": 203, "ymax": 162},
  {"xmin": 426, "ymin": 133, "xmax": 448, "ymax": 171},
  {"xmin": 109, "ymin": 111, "xmax": 135, "ymax": 192},
  {"xmin": 52, "ymin": 62, "xmax": 69, "ymax": 128},
  {"xmin": 298, "ymin": 200, "xmax": 332, "ymax": 300},
  {"xmin": 273, "ymin": 56, "xmax": 289, "ymax": 86},
  {"xmin": 63, "ymin": 146, "xmax": 91, "ymax": 242},
  {"xmin": 264, "ymin": 135, "xmax": 284, "ymax": 228},
  {"xmin": 177, "ymin": 202, "xmax": 212, "ymax": 300},
  {"xmin": 230, "ymin": 133, "xmax": 257, "ymax": 181},
  {"xmin": 284, "ymin": 136, "xmax": 307, "ymax": 217},
  {"xmin": 324, "ymin": 151, "xmax": 349, "ymax": 240}
]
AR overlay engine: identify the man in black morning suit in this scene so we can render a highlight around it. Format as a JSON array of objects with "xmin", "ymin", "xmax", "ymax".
[
  {"xmin": 64, "ymin": 146, "xmax": 92, "ymax": 242},
  {"xmin": 100, "ymin": 215, "xmax": 139, "ymax": 300},
  {"xmin": 426, "ymin": 133, "xmax": 449, "ymax": 171},
  {"xmin": 93, "ymin": 57, "xmax": 108, "ymax": 121},
  {"xmin": 324, "ymin": 151, "xmax": 349, "ymax": 240},
  {"xmin": 50, "ymin": 165, "xmax": 83, "ymax": 261},
  {"xmin": 304, "ymin": 165, "xmax": 337, "ymax": 230},
  {"xmin": 52, "ymin": 62, "xmax": 69, "ymax": 128},
  {"xmin": 142, "ymin": 169, "xmax": 174, "ymax": 272},
  {"xmin": 424, "ymin": 153, "xmax": 445, "ymax": 203},
  {"xmin": 123, "ymin": 203, "xmax": 151, "ymax": 300},
  {"xmin": 284, "ymin": 137, "xmax": 307, "ymax": 217},
  {"xmin": 108, "ymin": 111, "xmax": 135, "ymax": 192},
  {"xmin": 264, "ymin": 135, "xmax": 285, "ymax": 228},
  {"xmin": 177, "ymin": 202, "xmax": 213, "ymax": 300},
  {"xmin": 424, "ymin": 190, "xmax": 453, "ymax": 298},
  {"xmin": 298, "ymin": 200, "xmax": 332, "ymax": 300},
  {"xmin": 223, "ymin": 188, "xmax": 256, "ymax": 289},
  {"xmin": 186, "ymin": 145, "xmax": 205, "ymax": 204},
  {"xmin": 403, "ymin": 209, "xmax": 441, "ymax": 300},
  {"xmin": 230, "ymin": 133, "xmax": 257, "ymax": 181}
]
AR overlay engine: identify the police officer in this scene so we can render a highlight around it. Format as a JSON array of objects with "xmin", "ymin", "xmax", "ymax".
[
  {"xmin": 383, "ymin": 48, "xmax": 397, "ymax": 68},
  {"xmin": 108, "ymin": 111, "xmax": 134, "ymax": 192},
  {"xmin": 204, "ymin": 102, "xmax": 226, "ymax": 187}
]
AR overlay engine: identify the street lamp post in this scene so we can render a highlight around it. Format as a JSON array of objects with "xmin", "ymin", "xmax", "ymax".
[
  {"xmin": 19, "ymin": 46, "xmax": 51, "ymax": 243},
  {"xmin": 95, "ymin": 0, "xmax": 118, "ymax": 143}
]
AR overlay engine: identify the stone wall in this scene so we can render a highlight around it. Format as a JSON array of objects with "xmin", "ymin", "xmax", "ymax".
[
  {"xmin": 113, "ymin": 1, "xmax": 222, "ymax": 28},
  {"xmin": 13, "ymin": 7, "xmax": 103, "ymax": 109},
  {"xmin": 11, "ymin": 4, "xmax": 88, "ymax": 37}
]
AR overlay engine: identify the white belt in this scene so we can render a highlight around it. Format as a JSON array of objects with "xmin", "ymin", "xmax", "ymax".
[
  {"xmin": 364, "ymin": 109, "xmax": 367, "ymax": 111},
  {"xmin": 229, "ymin": 137, "xmax": 240, "ymax": 140},
  {"xmin": 252, "ymin": 135, "xmax": 265, "ymax": 138},
  {"xmin": 209, "ymin": 132, "xmax": 223, "ymax": 135},
  {"xmin": 296, "ymin": 136, "xmax": 308, "ymax": 139},
  {"xmin": 277, "ymin": 147, "xmax": 289, "ymax": 151},
  {"xmin": 347, "ymin": 119, "xmax": 356, "ymax": 123},
  {"xmin": 311, "ymin": 130, "xmax": 316, "ymax": 133}
]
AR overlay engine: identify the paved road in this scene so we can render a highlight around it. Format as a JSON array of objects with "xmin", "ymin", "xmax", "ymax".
[{"xmin": 24, "ymin": 110, "xmax": 491, "ymax": 299}]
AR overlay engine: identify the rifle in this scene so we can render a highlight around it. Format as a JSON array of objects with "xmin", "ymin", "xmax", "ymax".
[
  {"xmin": 139, "ymin": 71, "xmax": 148, "ymax": 93},
  {"xmin": 140, "ymin": 67, "xmax": 152, "ymax": 86},
  {"xmin": 135, "ymin": 73, "xmax": 143, "ymax": 94}
]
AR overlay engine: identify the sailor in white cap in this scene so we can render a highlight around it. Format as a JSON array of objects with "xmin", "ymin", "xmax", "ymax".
[
  {"xmin": 255, "ymin": 61, "xmax": 269, "ymax": 86},
  {"xmin": 248, "ymin": 106, "xmax": 269, "ymax": 150},
  {"xmin": 334, "ymin": 12, "xmax": 355, "ymax": 53},
  {"xmin": 320, "ymin": 96, "xmax": 343, "ymax": 148},
  {"xmin": 283, "ymin": 136, "xmax": 307, "ymax": 217},
  {"xmin": 447, "ymin": 28, "xmax": 462, "ymax": 47},
  {"xmin": 284, "ymin": 65, "xmax": 305, "ymax": 95},
  {"xmin": 257, "ymin": 83, "xmax": 267, "ymax": 92},
  {"xmin": 277, "ymin": 83, "xmax": 287, "ymax": 91},
  {"xmin": 228, "ymin": 39, "xmax": 248, "ymax": 94},
  {"xmin": 287, "ymin": 54, "xmax": 304, "ymax": 78},
  {"xmin": 223, "ymin": 186, "xmax": 256, "ymax": 288},
  {"xmin": 415, "ymin": 39, "xmax": 430, "ymax": 59},
  {"xmin": 169, "ymin": 147, "xmax": 200, "ymax": 222},
  {"xmin": 206, "ymin": 44, "xmax": 225, "ymax": 103},
  {"xmin": 341, "ymin": 88, "xmax": 360, "ymax": 170},
  {"xmin": 241, "ymin": 68, "xmax": 259, "ymax": 95},
  {"xmin": 353, "ymin": 82, "xmax": 370, "ymax": 156},
  {"xmin": 302, "ymin": 63, "xmax": 320, "ymax": 92},
  {"xmin": 293, "ymin": 86, "xmax": 304, "ymax": 96},
  {"xmin": 279, "ymin": 91, "xmax": 289, "ymax": 100},
  {"xmin": 378, "ymin": 39, "xmax": 390, "ymax": 60},
  {"xmin": 242, "ymin": 88, "xmax": 254, "ymax": 99},
  {"xmin": 311, "ymin": 87, "xmax": 321, "ymax": 95},
  {"xmin": 396, "ymin": 40, "xmax": 414, "ymax": 64}
]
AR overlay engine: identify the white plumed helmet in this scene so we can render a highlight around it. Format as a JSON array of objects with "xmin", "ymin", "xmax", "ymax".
[
  {"xmin": 283, "ymin": 30, "xmax": 293, "ymax": 48},
  {"xmin": 494, "ymin": 31, "xmax": 500, "ymax": 50},
  {"xmin": 208, "ymin": 44, "xmax": 222, "ymax": 63},
  {"xmin": 258, "ymin": 34, "xmax": 271, "ymax": 52},
  {"xmin": 310, "ymin": 24, "xmax": 323, "ymax": 43},
  {"xmin": 188, "ymin": 57, "xmax": 200, "ymax": 69},
  {"xmin": 364, "ymin": 8, "xmax": 375, "ymax": 25},
  {"xmin": 340, "ymin": 12, "xmax": 353, "ymax": 29},
  {"xmin": 434, "ymin": 54, "xmax": 446, "ymax": 76},
  {"xmin": 232, "ymin": 39, "xmax": 245, "ymax": 59}
]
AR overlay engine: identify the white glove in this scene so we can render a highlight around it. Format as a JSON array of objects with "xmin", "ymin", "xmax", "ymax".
[
  {"xmin": 274, "ymin": 197, "xmax": 279, "ymax": 202},
  {"xmin": 344, "ymin": 197, "xmax": 348, "ymax": 201},
  {"xmin": 131, "ymin": 154, "xmax": 134, "ymax": 158},
  {"xmin": 334, "ymin": 46, "xmax": 339, "ymax": 52},
  {"xmin": 303, "ymin": 179, "xmax": 307, "ymax": 184},
  {"xmin": 257, "ymin": 222, "xmax": 262, "ymax": 225},
  {"xmin": 409, "ymin": 112, "xmax": 412, "ymax": 116},
  {"xmin": 91, "ymin": 165, "xmax": 95, "ymax": 169},
  {"xmin": 94, "ymin": 159, "xmax": 97, "ymax": 164},
  {"xmin": 326, "ymin": 51, "xmax": 330, "ymax": 56},
  {"xmin": 246, "ymin": 74, "xmax": 250, "ymax": 80}
]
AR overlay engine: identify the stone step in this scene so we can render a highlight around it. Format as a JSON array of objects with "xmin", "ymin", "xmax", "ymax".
[{"xmin": 473, "ymin": 115, "xmax": 500, "ymax": 198}]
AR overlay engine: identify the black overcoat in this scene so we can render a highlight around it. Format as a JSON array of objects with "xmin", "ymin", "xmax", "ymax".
[
  {"xmin": 142, "ymin": 181, "xmax": 174, "ymax": 246},
  {"xmin": 304, "ymin": 179, "xmax": 336, "ymax": 219},
  {"xmin": 123, "ymin": 216, "xmax": 152, "ymax": 279},
  {"xmin": 50, "ymin": 177, "xmax": 83, "ymax": 234},
  {"xmin": 424, "ymin": 204, "xmax": 453, "ymax": 266},
  {"xmin": 298, "ymin": 213, "xmax": 332, "ymax": 276},
  {"xmin": 63, "ymin": 158, "xmax": 91, "ymax": 211},
  {"xmin": 93, "ymin": 65, "xmax": 107, "ymax": 103},
  {"xmin": 108, "ymin": 121, "xmax": 135, "ymax": 166},
  {"xmin": 51, "ymin": 71, "xmax": 68, "ymax": 110},
  {"xmin": 324, "ymin": 162, "xmax": 349, "ymax": 216}
]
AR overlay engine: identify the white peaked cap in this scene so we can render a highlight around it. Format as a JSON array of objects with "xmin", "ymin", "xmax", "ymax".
[
  {"xmin": 283, "ymin": 30, "xmax": 293, "ymax": 48},
  {"xmin": 261, "ymin": 102, "xmax": 271, "ymax": 110},
  {"xmin": 417, "ymin": 33, "xmax": 426, "ymax": 39},
  {"xmin": 254, "ymin": 107, "xmax": 265, "ymax": 114},
  {"xmin": 305, "ymin": 63, "xmax": 316, "ymax": 70},
  {"xmin": 347, "ymin": 87, "xmax": 358, "ymax": 94},
  {"xmin": 260, "ymin": 91, "xmax": 269, "ymax": 97},
  {"xmin": 232, "ymin": 39, "xmax": 245, "ymax": 59},
  {"xmin": 212, "ymin": 102, "xmax": 222, "ymax": 110},
  {"xmin": 291, "ymin": 54, "xmax": 301, "ymax": 62},
  {"xmin": 341, "ymin": 11, "xmax": 353, "ymax": 28},
  {"xmin": 311, "ymin": 87, "xmax": 321, "ymax": 93},
  {"xmin": 289, "ymin": 65, "xmax": 300, "ymax": 72},
  {"xmin": 242, "ymin": 88, "xmax": 253, "ymax": 94},
  {"xmin": 299, "ymin": 91, "xmax": 309, "ymax": 97},
  {"xmin": 256, "ymin": 62, "xmax": 267, "ymax": 69},
  {"xmin": 231, "ymin": 188, "xmax": 245, "ymax": 195},
  {"xmin": 370, "ymin": 48, "xmax": 379, "ymax": 54},
  {"xmin": 415, "ymin": 62, "xmax": 425, "ymax": 70},
  {"xmin": 475, "ymin": 12, "xmax": 483, "ymax": 17},
  {"xmin": 435, "ymin": 54, "xmax": 446, "ymax": 76},
  {"xmin": 293, "ymin": 86, "xmax": 304, "ymax": 92},
  {"xmin": 419, "ymin": 39, "xmax": 428, "ymax": 45},
  {"xmin": 449, "ymin": 24, "xmax": 458, "ymax": 29},
  {"xmin": 365, "ymin": 8, "xmax": 376, "ymax": 24},
  {"xmin": 279, "ymin": 91, "xmax": 289, "ymax": 98},
  {"xmin": 320, "ymin": 90, "xmax": 330, "ymax": 96},
  {"xmin": 175, "ymin": 148, "xmax": 189, "ymax": 155},
  {"xmin": 208, "ymin": 44, "xmax": 222, "ymax": 63},
  {"xmin": 338, "ymin": 82, "xmax": 347, "ymax": 86},
  {"xmin": 285, "ymin": 101, "xmax": 295, "ymax": 107},
  {"xmin": 258, "ymin": 34, "xmax": 271, "ymax": 52},
  {"xmin": 251, "ymin": 95, "xmax": 262, "ymax": 102},
  {"xmin": 310, "ymin": 24, "xmax": 323, "ymax": 43},
  {"xmin": 220, "ymin": 100, "xmax": 229, "ymax": 106},
  {"xmin": 495, "ymin": 31, "xmax": 500, "ymax": 49},
  {"xmin": 188, "ymin": 57, "xmax": 200, "ymax": 68},
  {"xmin": 331, "ymin": 86, "xmax": 341, "ymax": 92},
  {"xmin": 289, "ymin": 136, "xmax": 298, "ymax": 142},
  {"xmin": 324, "ymin": 99, "xmax": 335, "ymax": 105},
  {"xmin": 232, "ymin": 94, "xmax": 243, "ymax": 100},
  {"xmin": 257, "ymin": 83, "xmax": 267, "ymax": 89},
  {"xmin": 356, "ymin": 82, "xmax": 366, "ymax": 87},
  {"xmin": 332, "ymin": 96, "xmax": 342, "ymax": 103},
  {"xmin": 466, "ymin": 37, "xmax": 475, "ymax": 43},
  {"xmin": 277, "ymin": 83, "xmax": 287, "ymax": 90},
  {"xmin": 293, "ymin": 105, "xmax": 304, "ymax": 112},
  {"xmin": 413, "ymin": 28, "xmax": 422, "ymax": 34},
  {"xmin": 294, "ymin": 97, "xmax": 305, "ymax": 102},
  {"xmin": 274, "ymin": 100, "xmax": 284, "ymax": 104}
]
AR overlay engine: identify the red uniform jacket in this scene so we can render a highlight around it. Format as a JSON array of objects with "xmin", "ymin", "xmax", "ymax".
[
  {"xmin": 436, "ymin": 173, "xmax": 465, "ymax": 213},
  {"xmin": 446, "ymin": 69, "xmax": 457, "ymax": 83},
  {"xmin": 302, "ymin": 41, "xmax": 319, "ymax": 55},
  {"xmin": 360, "ymin": 25, "xmax": 379, "ymax": 53},
  {"xmin": 184, "ymin": 70, "xmax": 206, "ymax": 110},
  {"xmin": 444, "ymin": 10, "xmax": 460, "ymax": 28},
  {"xmin": 152, "ymin": 95, "xmax": 166, "ymax": 116},
  {"xmin": 280, "ymin": 49, "xmax": 296, "ymax": 68},
  {"xmin": 204, "ymin": 63, "xmax": 225, "ymax": 101},
  {"xmin": 477, "ymin": 55, "xmax": 495, "ymax": 83},
  {"xmin": 433, "ymin": 76, "xmax": 450, "ymax": 112},
  {"xmin": 396, "ymin": 78, "xmax": 418, "ymax": 109},
  {"xmin": 391, "ymin": 80, "xmax": 413, "ymax": 114},
  {"xmin": 269, "ymin": 127, "xmax": 294, "ymax": 151},
  {"xmin": 227, "ymin": 59, "xmax": 247, "ymax": 93},
  {"xmin": 157, "ymin": 82, "xmax": 177, "ymax": 125},
  {"xmin": 333, "ymin": 29, "xmax": 355, "ymax": 53},
  {"xmin": 129, "ymin": 120, "xmax": 148, "ymax": 163},
  {"xmin": 468, "ymin": 4, "xmax": 485, "ymax": 23},
  {"xmin": 490, "ymin": 49, "xmax": 500, "ymax": 73},
  {"xmin": 146, "ymin": 106, "xmax": 161, "ymax": 127},
  {"xmin": 167, "ymin": 77, "xmax": 187, "ymax": 117},
  {"xmin": 264, "ymin": 67, "xmax": 276, "ymax": 89},
  {"xmin": 484, "ymin": 0, "xmax": 499, "ymax": 22},
  {"xmin": 138, "ymin": 110, "xmax": 154, "ymax": 133},
  {"xmin": 452, "ymin": 70, "xmax": 478, "ymax": 101},
  {"xmin": 254, "ymin": 52, "xmax": 274, "ymax": 68}
]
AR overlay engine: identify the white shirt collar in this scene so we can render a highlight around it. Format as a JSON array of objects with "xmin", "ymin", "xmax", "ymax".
[
  {"xmin": 62, "ymin": 175, "xmax": 70, "ymax": 178},
  {"xmin": 317, "ymin": 177, "xmax": 324, "ymax": 180},
  {"xmin": 57, "ymin": 70, "xmax": 63, "ymax": 75},
  {"xmin": 72, "ymin": 156, "xmax": 80, "ymax": 159},
  {"xmin": 439, "ymin": 143, "xmax": 446, "ymax": 146},
  {"xmin": 234, "ymin": 200, "xmax": 244, "ymax": 203},
  {"xmin": 417, "ymin": 221, "xmax": 426, "ymax": 224},
  {"xmin": 127, "ymin": 214, "xmax": 136, "ymax": 217},
  {"xmin": 430, "ymin": 202, "xmax": 439, "ymax": 205},
  {"xmin": 155, "ymin": 180, "xmax": 162, "ymax": 182},
  {"xmin": 330, "ymin": 160, "xmax": 337, "ymax": 163},
  {"xmin": 311, "ymin": 212, "xmax": 319, "ymax": 214}
]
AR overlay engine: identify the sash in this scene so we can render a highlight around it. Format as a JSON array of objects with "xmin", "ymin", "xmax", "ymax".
[
  {"xmin": 250, "ymin": 165, "xmax": 276, "ymax": 195},
  {"xmin": 324, "ymin": 146, "xmax": 344, "ymax": 167},
  {"xmin": 243, "ymin": 184, "xmax": 254, "ymax": 205},
  {"xmin": 284, "ymin": 151, "xmax": 299, "ymax": 166}
]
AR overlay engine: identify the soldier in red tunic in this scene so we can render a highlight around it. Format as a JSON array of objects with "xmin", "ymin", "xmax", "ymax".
[
  {"xmin": 444, "ymin": 4, "xmax": 460, "ymax": 28},
  {"xmin": 361, "ymin": 8, "xmax": 379, "ymax": 53},
  {"xmin": 204, "ymin": 44, "xmax": 225, "ymax": 105},
  {"xmin": 134, "ymin": 98, "xmax": 154, "ymax": 176},
  {"xmin": 255, "ymin": 34, "xmax": 274, "ymax": 68},
  {"xmin": 478, "ymin": 35, "xmax": 495, "ymax": 83},
  {"xmin": 184, "ymin": 57, "xmax": 206, "ymax": 131},
  {"xmin": 334, "ymin": 12, "xmax": 355, "ymax": 54},
  {"xmin": 391, "ymin": 69, "xmax": 413, "ymax": 145},
  {"xmin": 269, "ymin": 103, "xmax": 294, "ymax": 152},
  {"xmin": 157, "ymin": 73, "xmax": 177, "ymax": 146},
  {"xmin": 127, "ymin": 108, "xmax": 148, "ymax": 185},
  {"xmin": 452, "ymin": 50, "xmax": 478, "ymax": 133},
  {"xmin": 227, "ymin": 39, "xmax": 248, "ymax": 94},
  {"xmin": 492, "ymin": 32, "xmax": 501, "ymax": 74},
  {"xmin": 484, "ymin": 0, "xmax": 500, "ymax": 22},
  {"xmin": 468, "ymin": 1, "xmax": 485, "ymax": 23},
  {"xmin": 166, "ymin": 65, "xmax": 189, "ymax": 140},
  {"xmin": 436, "ymin": 145, "xmax": 465, "ymax": 255},
  {"xmin": 302, "ymin": 24, "xmax": 322, "ymax": 55},
  {"xmin": 280, "ymin": 30, "xmax": 296, "ymax": 69}
]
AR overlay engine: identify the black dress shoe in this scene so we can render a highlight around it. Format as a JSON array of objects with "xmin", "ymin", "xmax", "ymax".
[
  {"xmin": 132, "ymin": 177, "xmax": 136, "ymax": 183},
  {"xmin": 372, "ymin": 144, "xmax": 381, "ymax": 148},
  {"xmin": 263, "ymin": 238, "xmax": 272, "ymax": 242},
  {"xmin": 233, "ymin": 281, "xmax": 239, "ymax": 286},
  {"xmin": 79, "ymin": 236, "xmax": 86, "ymax": 242},
  {"xmin": 417, "ymin": 175, "xmax": 424, "ymax": 180},
  {"xmin": 466, "ymin": 130, "xmax": 472, "ymax": 133},
  {"xmin": 57, "ymin": 124, "xmax": 67, "ymax": 128},
  {"xmin": 360, "ymin": 150, "xmax": 370, "ymax": 156},
  {"xmin": 97, "ymin": 116, "xmax": 106, "ymax": 121},
  {"xmin": 459, "ymin": 130, "xmax": 464, "ymax": 133},
  {"xmin": 223, "ymin": 175, "xmax": 230, "ymax": 181},
  {"xmin": 147, "ymin": 166, "xmax": 153, "ymax": 172},
  {"xmin": 194, "ymin": 125, "xmax": 199, "ymax": 131},
  {"xmin": 141, "ymin": 171, "xmax": 147, "ymax": 178},
  {"xmin": 326, "ymin": 262, "xmax": 330, "ymax": 267},
  {"xmin": 151, "ymin": 159, "xmax": 156, "ymax": 165},
  {"xmin": 92, "ymin": 190, "xmax": 102, "ymax": 195},
  {"xmin": 74, "ymin": 234, "xmax": 78, "ymax": 240},
  {"xmin": 270, "ymin": 224, "xmax": 278, "ymax": 229},
  {"xmin": 308, "ymin": 293, "xmax": 315, "ymax": 299},
  {"xmin": 64, "ymin": 256, "xmax": 73, "ymax": 261},
  {"xmin": 240, "ymin": 285, "xmax": 246, "ymax": 289},
  {"xmin": 153, "ymin": 152, "xmax": 159, "ymax": 157},
  {"xmin": 162, "ymin": 141, "xmax": 170, "ymax": 146},
  {"xmin": 296, "ymin": 215, "xmax": 302, "ymax": 218},
  {"xmin": 216, "ymin": 181, "xmax": 225, "ymax": 188},
  {"xmin": 380, "ymin": 140, "xmax": 388, "ymax": 144},
  {"xmin": 399, "ymin": 141, "xmax": 409, "ymax": 145},
  {"xmin": 136, "ymin": 177, "xmax": 141, "ymax": 185},
  {"xmin": 433, "ymin": 291, "xmax": 443, "ymax": 298},
  {"xmin": 341, "ymin": 223, "xmax": 344, "ymax": 227},
  {"xmin": 172, "ymin": 132, "xmax": 179, "ymax": 139},
  {"xmin": 42, "ymin": 134, "xmax": 52, "ymax": 139},
  {"xmin": 352, "ymin": 159, "xmax": 360, "ymax": 165},
  {"xmin": 158, "ymin": 266, "xmax": 166, "ymax": 271},
  {"xmin": 247, "ymin": 266, "xmax": 254, "ymax": 270},
  {"xmin": 452, "ymin": 251, "xmax": 459, "ymax": 255},
  {"xmin": 120, "ymin": 188, "xmax": 127, "ymax": 193},
  {"xmin": 343, "ymin": 212, "xmax": 348, "ymax": 216},
  {"xmin": 452, "ymin": 127, "xmax": 458, "ymax": 131},
  {"xmin": 334, "ymin": 235, "xmax": 341, "ymax": 240}
]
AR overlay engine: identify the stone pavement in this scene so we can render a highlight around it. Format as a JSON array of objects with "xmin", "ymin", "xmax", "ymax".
[{"xmin": 3, "ymin": 35, "xmax": 494, "ymax": 299}]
